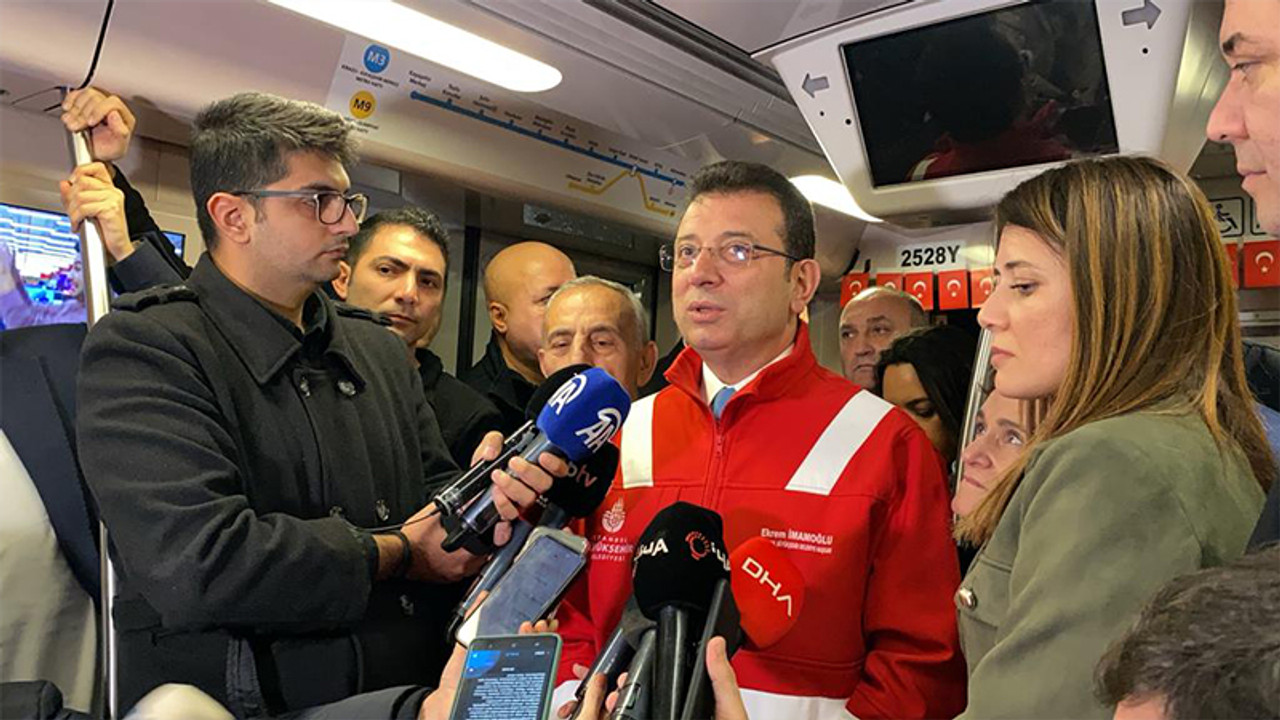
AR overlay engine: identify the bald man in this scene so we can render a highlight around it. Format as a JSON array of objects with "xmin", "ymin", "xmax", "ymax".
[
  {"xmin": 460, "ymin": 241, "xmax": 576, "ymax": 431},
  {"xmin": 839, "ymin": 286, "xmax": 928, "ymax": 391}
]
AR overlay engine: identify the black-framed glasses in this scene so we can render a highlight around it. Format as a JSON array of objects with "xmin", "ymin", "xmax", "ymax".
[
  {"xmin": 659, "ymin": 241, "xmax": 801, "ymax": 272},
  {"xmin": 231, "ymin": 189, "xmax": 368, "ymax": 225}
]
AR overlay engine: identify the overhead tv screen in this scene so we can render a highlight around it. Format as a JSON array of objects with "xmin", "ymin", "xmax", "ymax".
[{"xmin": 844, "ymin": 0, "xmax": 1119, "ymax": 187}]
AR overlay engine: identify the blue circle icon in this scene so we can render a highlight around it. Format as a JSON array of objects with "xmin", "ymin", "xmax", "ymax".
[{"xmin": 363, "ymin": 44, "xmax": 390, "ymax": 74}]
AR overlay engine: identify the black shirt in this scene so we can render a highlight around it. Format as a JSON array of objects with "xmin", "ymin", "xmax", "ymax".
[
  {"xmin": 77, "ymin": 255, "xmax": 460, "ymax": 715},
  {"xmin": 458, "ymin": 334, "xmax": 537, "ymax": 434},
  {"xmin": 417, "ymin": 347, "xmax": 503, "ymax": 468}
]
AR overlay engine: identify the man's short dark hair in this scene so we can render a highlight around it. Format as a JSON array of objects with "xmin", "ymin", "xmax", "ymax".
[
  {"xmin": 190, "ymin": 92, "xmax": 357, "ymax": 248},
  {"xmin": 1095, "ymin": 547, "xmax": 1280, "ymax": 719},
  {"xmin": 346, "ymin": 207, "xmax": 451, "ymax": 287},
  {"xmin": 688, "ymin": 160, "xmax": 815, "ymax": 263}
]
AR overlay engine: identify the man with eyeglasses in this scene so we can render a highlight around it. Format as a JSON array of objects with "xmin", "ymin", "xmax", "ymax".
[
  {"xmin": 75, "ymin": 92, "xmax": 563, "ymax": 716},
  {"xmin": 553, "ymin": 161, "xmax": 965, "ymax": 719}
]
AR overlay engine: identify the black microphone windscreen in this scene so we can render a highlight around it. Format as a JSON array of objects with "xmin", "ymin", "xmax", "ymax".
[
  {"xmin": 632, "ymin": 502, "xmax": 730, "ymax": 620},
  {"xmin": 526, "ymin": 363, "xmax": 593, "ymax": 418},
  {"xmin": 545, "ymin": 443, "xmax": 618, "ymax": 517}
]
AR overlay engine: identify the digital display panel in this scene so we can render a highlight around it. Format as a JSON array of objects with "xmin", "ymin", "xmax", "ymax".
[{"xmin": 844, "ymin": 0, "xmax": 1119, "ymax": 186}]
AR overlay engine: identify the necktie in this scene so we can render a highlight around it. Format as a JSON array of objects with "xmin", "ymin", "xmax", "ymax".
[{"xmin": 711, "ymin": 386, "xmax": 736, "ymax": 420}]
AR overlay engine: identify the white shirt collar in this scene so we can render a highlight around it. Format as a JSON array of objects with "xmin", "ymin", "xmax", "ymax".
[{"xmin": 701, "ymin": 343, "xmax": 794, "ymax": 405}]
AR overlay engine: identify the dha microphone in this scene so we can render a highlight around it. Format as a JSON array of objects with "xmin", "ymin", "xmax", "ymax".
[
  {"xmin": 441, "ymin": 366, "xmax": 630, "ymax": 554},
  {"xmin": 729, "ymin": 536, "xmax": 805, "ymax": 649},
  {"xmin": 632, "ymin": 503, "xmax": 730, "ymax": 720},
  {"xmin": 680, "ymin": 537, "xmax": 805, "ymax": 720}
]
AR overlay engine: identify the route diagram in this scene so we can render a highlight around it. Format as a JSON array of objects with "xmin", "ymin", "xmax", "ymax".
[{"xmin": 408, "ymin": 90, "xmax": 685, "ymax": 218}]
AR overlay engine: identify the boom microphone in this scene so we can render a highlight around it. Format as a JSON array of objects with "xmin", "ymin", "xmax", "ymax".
[
  {"xmin": 441, "ymin": 366, "xmax": 630, "ymax": 554},
  {"xmin": 632, "ymin": 503, "xmax": 730, "ymax": 720}
]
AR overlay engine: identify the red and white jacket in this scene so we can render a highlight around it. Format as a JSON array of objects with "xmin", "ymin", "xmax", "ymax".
[{"xmin": 555, "ymin": 324, "xmax": 966, "ymax": 719}]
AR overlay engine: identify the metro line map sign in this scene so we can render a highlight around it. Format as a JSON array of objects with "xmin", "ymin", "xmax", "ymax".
[{"xmin": 324, "ymin": 35, "xmax": 693, "ymax": 226}]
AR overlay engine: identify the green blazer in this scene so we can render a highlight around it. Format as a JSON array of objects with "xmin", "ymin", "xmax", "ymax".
[{"xmin": 956, "ymin": 411, "xmax": 1264, "ymax": 719}]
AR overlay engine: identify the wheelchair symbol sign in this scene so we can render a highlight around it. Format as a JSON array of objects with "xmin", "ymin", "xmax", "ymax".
[{"xmin": 1211, "ymin": 198, "xmax": 1245, "ymax": 238}]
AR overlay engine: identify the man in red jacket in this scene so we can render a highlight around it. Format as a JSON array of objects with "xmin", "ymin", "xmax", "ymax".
[{"xmin": 554, "ymin": 161, "xmax": 966, "ymax": 719}]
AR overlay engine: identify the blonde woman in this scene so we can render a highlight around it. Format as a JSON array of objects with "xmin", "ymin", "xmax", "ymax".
[{"xmin": 954, "ymin": 156, "xmax": 1273, "ymax": 719}]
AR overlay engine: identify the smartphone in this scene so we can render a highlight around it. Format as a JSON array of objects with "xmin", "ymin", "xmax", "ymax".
[
  {"xmin": 449, "ymin": 633, "xmax": 562, "ymax": 720},
  {"xmin": 455, "ymin": 527, "xmax": 587, "ymax": 646}
]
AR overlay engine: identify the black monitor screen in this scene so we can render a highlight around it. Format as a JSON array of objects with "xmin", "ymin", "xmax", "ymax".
[{"xmin": 843, "ymin": 0, "xmax": 1119, "ymax": 187}]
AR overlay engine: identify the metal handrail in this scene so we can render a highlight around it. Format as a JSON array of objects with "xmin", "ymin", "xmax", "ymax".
[{"xmin": 66, "ymin": 109, "xmax": 118, "ymax": 720}]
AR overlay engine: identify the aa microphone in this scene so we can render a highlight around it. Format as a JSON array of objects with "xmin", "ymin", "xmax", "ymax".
[
  {"xmin": 607, "ymin": 627, "xmax": 656, "ymax": 720},
  {"xmin": 632, "ymin": 503, "xmax": 730, "ymax": 720},
  {"xmin": 679, "ymin": 537, "xmax": 805, "ymax": 720},
  {"xmin": 573, "ymin": 594, "xmax": 654, "ymax": 708},
  {"xmin": 433, "ymin": 364, "xmax": 590, "ymax": 519},
  {"xmin": 441, "ymin": 366, "xmax": 631, "ymax": 554},
  {"xmin": 448, "ymin": 443, "xmax": 618, "ymax": 635}
]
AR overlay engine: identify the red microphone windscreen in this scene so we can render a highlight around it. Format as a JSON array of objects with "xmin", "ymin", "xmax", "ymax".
[{"xmin": 730, "ymin": 537, "xmax": 805, "ymax": 649}]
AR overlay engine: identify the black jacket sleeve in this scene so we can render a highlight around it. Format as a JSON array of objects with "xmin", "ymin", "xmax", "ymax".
[
  {"xmin": 76, "ymin": 309, "xmax": 374, "ymax": 630},
  {"xmin": 108, "ymin": 168, "xmax": 190, "ymax": 294}
]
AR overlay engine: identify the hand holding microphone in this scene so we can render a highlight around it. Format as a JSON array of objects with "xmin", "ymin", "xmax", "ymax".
[
  {"xmin": 631, "ymin": 502, "xmax": 732, "ymax": 720},
  {"xmin": 438, "ymin": 364, "xmax": 630, "ymax": 555},
  {"xmin": 679, "ymin": 536, "xmax": 805, "ymax": 720}
]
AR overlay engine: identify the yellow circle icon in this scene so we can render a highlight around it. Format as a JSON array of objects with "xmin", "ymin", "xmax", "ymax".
[{"xmin": 349, "ymin": 91, "xmax": 376, "ymax": 119}]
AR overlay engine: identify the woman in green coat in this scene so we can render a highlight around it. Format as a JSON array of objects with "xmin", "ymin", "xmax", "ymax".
[{"xmin": 953, "ymin": 156, "xmax": 1275, "ymax": 719}]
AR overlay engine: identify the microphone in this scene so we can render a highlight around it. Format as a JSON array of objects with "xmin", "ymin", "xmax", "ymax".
[
  {"xmin": 632, "ymin": 503, "xmax": 730, "ymax": 720},
  {"xmin": 448, "ymin": 443, "xmax": 619, "ymax": 636},
  {"xmin": 730, "ymin": 536, "xmax": 805, "ymax": 649},
  {"xmin": 679, "ymin": 579, "xmax": 738, "ymax": 720},
  {"xmin": 433, "ymin": 364, "xmax": 590, "ymax": 519},
  {"xmin": 574, "ymin": 595, "xmax": 654, "ymax": 707},
  {"xmin": 441, "ymin": 366, "xmax": 631, "ymax": 554},
  {"xmin": 679, "ymin": 537, "xmax": 805, "ymax": 720},
  {"xmin": 540, "ymin": 442, "xmax": 618, "ymax": 529},
  {"xmin": 607, "ymin": 627, "xmax": 656, "ymax": 720}
]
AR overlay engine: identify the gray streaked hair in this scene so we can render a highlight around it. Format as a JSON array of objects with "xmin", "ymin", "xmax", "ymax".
[{"xmin": 547, "ymin": 275, "xmax": 650, "ymax": 347}]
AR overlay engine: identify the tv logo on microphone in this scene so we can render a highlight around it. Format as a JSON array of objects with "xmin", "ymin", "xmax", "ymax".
[
  {"xmin": 742, "ymin": 556, "xmax": 795, "ymax": 617},
  {"xmin": 547, "ymin": 374, "xmax": 587, "ymax": 414},
  {"xmin": 635, "ymin": 537, "xmax": 669, "ymax": 560},
  {"xmin": 575, "ymin": 408, "xmax": 623, "ymax": 452},
  {"xmin": 564, "ymin": 458, "xmax": 603, "ymax": 488},
  {"xmin": 687, "ymin": 531, "xmax": 730, "ymax": 571}
]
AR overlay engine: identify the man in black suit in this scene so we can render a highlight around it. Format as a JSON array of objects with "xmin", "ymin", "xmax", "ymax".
[{"xmin": 331, "ymin": 208, "xmax": 501, "ymax": 468}]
